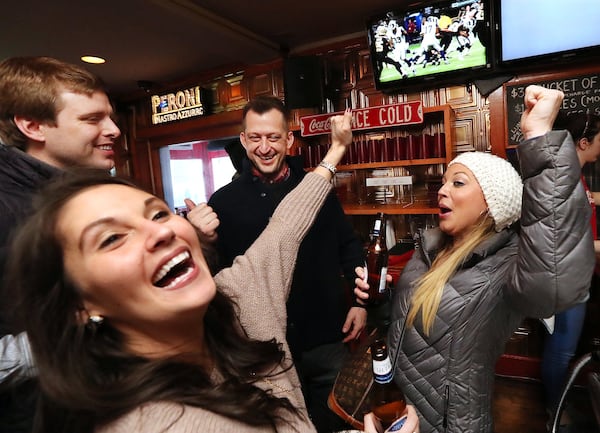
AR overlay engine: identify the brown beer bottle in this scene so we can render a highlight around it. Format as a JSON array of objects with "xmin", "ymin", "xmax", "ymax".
[
  {"xmin": 370, "ymin": 338, "xmax": 407, "ymax": 431},
  {"xmin": 365, "ymin": 212, "xmax": 389, "ymax": 304}
]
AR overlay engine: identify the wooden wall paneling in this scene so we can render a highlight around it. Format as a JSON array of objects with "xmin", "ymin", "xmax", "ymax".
[
  {"xmin": 356, "ymin": 48, "xmax": 373, "ymax": 84},
  {"xmin": 355, "ymin": 86, "xmax": 385, "ymax": 109},
  {"xmin": 149, "ymin": 143, "xmax": 163, "ymax": 198},
  {"xmin": 458, "ymin": 107, "xmax": 489, "ymax": 152},
  {"xmin": 112, "ymin": 104, "xmax": 135, "ymax": 179},
  {"xmin": 273, "ymin": 69, "xmax": 285, "ymax": 99},
  {"xmin": 131, "ymin": 95, "xmax": 159, "ymax": 130},
  {"xmin": 453, "ymin": 111, "xmax": 478, "ymax": 153},
  {"xmin": 132, "ymin": 138, "xmax": 156, "ymax": 195},
  {"xmin": 209, "ymin": 81, "xmax": 227, "ymax": 114},
  {"xmin": 336, "ymin": 88, "xmax": 354, "ymax": 112},
  {"xmin": 224, "ymin": 73, "xmax": 248, "ymax": 111},
  {"xmin": 444, "ymin": 84, "xmax": 478, "ymax": 108},
  {"xmin": 288, "ymin": 108, "xmax": 318, "ymax": 132},
  {"xmin": 483, "ymin": 107, "xmax": 491, "ymax": 152},
  {"xmin": 342, "ymin": 51, "xmax": 358, "ymax": 88},
  {"xmin": 248, "ymin": 72, "xmax": 273, "ymax": 96},
  {"xmin": 421, "ymin": 88, "xmax": 440, "ymax": 107},
  {"xmin": 113, "ymin": 133, "xmax": 132, "ymax": 178},
  {"xmin": 340, "ymin": 54, "xmax": 358, "ymax": 111},
  {"xmin": 404, "ymin": 91, "xmax": 425, "ymax": 105},
  {"xmin": 488, "ymin": 85, "xmax": 508, "ymax": 158},
  {"xmin": 382, "ymin": 92, "xmax": 405, "ymax": 105}
]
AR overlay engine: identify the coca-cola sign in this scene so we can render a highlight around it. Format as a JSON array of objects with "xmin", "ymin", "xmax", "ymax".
[{"xmin": 300, "ymin": 101, "xmax": 423, "ymax": 137}]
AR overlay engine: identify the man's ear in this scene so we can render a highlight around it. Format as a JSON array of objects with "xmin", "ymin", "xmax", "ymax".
[
  {"xmin": 13, "ymin": 115, "xmax": 46, "ymax": 142},
  {"xmin": 239, "ymin": 132, "xmax": 248, "ymax": 149},
  {"xmin": 286, "ymin": 130, "xmax": 295, "ymax": 150}
]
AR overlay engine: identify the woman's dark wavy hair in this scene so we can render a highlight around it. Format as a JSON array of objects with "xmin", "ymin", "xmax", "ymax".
[{"xmin": 5, "ymin": 168, "xmax": 301, "ymax": 433}]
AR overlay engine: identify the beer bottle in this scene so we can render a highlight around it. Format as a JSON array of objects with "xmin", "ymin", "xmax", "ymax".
[
  {"xmin": 370, "ymin": 338, "xmax": 407, "ymax": 431},
  {"xmin": 365, "ymin": 212, "xmax": 389, "ymax": 304}
]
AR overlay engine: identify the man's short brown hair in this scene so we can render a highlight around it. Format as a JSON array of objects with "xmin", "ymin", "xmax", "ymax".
[
  {"xmin": 0, "ymin": 56, "xmax": 107, "ymax": 149},
  {"xmin": 241, "ymin": 96, "xmax": 290, "ymax": 132}
]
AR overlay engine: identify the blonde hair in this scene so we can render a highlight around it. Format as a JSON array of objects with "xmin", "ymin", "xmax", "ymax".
[{"xmin": 407, "ymin": 217, "xmax": 495, "ymax": 335}]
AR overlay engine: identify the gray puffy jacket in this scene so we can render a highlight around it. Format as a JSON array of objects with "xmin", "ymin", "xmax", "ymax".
[{"xmin": 388, "ymin": 130, "xmax": 594, "ymax": 433}]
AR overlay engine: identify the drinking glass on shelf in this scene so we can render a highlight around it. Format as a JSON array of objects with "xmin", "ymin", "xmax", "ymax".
[
  {"xmin": 406, "ymin": 135, "xmax": 422, "ymax": 159},
  {"xmin": 434, "ymin": 132, "xmax": 445, "ymax": 158},
  {"xmin": 423, "ymin": 134, "xmax": 435, "ymax": 159},
  {"xmin": 394, "ymin": 136, "xmax": 407, "ymax": 161},
  {"xmin": 385, "ymin": 137, "xmax": 395, "ymax": 162}
]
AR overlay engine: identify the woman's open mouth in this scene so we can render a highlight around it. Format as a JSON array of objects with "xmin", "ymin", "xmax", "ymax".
[{"xmin": 152, "ymin": 250, "xmax": 196, "ymax": 290}]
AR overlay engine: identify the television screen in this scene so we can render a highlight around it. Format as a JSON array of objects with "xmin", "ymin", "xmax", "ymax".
[
  {"xmin": 366, "ymin": 0, "xmax": 492, "ymax": 92},
  {"xmin": 499, "ymin": 0, "xmax": 600, "ymax": 65}
]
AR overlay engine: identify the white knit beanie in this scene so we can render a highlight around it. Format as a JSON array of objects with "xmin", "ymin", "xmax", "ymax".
[{"xmin": 448, "ymin": 152, "xmax": 523, "ymax": 231}]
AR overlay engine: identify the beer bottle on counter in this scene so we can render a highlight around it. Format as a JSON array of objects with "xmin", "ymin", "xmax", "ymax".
[
  {"xmin": 370, "ymin": 338, "xmax": 407, "ymax": 432},
  {"xmin": 364, "ymin": 212, "xmax": 389, "ymax": 304}
]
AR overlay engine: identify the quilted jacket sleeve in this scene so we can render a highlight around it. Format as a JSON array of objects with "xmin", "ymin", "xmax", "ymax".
[
  {"xmin": 507, "ymin": 130, "xmax": 594, "ymax": 318},
  {"xmin": 0, "ymin": 332, "xmax": 37, "ymax": 383}
]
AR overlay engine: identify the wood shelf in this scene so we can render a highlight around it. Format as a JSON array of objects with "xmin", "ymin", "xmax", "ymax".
[
  {"xmin": 342, "ymin": 202, "xmax": 439, "ymax": 215},
  {"xmin": 337, "ymin": 158, "xmax": 446, "ymax": 171},
  {"xmin": 299, "ymin": 104, "xmax": 454, "ymax": 216},
  {"xmin": 339, "ymin": 105, "xmax": 453, "ymax": 216}
]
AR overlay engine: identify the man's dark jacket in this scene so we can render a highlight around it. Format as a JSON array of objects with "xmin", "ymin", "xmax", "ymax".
[
  {"xmin": 209, "ymin": 155, "xmax": 364, "ymax": 356},
  {"xmin": 0, "ymin": 144, "xmax": 58, "ymax": 433},
  {"xmin": 0, "ymin": 144, "xmax": 59, "ymax": 331}
]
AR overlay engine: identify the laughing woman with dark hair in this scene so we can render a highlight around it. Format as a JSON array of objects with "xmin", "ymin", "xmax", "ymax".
[{"xmin": 3, "ymin": 111, "xmax": 417, "ymax": 433}]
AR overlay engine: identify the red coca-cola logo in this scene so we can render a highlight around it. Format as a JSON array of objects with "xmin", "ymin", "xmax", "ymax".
[{"xmin": 308, "ymin": 117, "xmax": 331, "ymax": 133}]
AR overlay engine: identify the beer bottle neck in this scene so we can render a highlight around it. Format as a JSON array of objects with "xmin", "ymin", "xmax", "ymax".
[{"xmin": 373, "ymin": 356, "xmax": 394, "ymax": 384}]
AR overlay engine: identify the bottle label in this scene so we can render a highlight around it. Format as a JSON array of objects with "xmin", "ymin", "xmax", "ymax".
[
  {"xmin": 373, "ymin": 219, "xmax": 381, "ymax": 234},
  {"xmin": 377, "ymin": 266, "xmax": 388, "ymax": 294},
  {"xmin": 385, "ymin": 415, "xmax": 407, "ymax": 432},
  {"xmin": 373, "ymin": 358, "xmax": 393, "ymax": 384}
]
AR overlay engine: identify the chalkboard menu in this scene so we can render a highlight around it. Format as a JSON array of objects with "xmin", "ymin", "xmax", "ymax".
[{"xmin": 505, "ymin": 73, "xmax": 600, "ymax": 144}]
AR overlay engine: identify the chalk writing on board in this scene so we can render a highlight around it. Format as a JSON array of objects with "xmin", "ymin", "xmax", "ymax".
[{"xmin": 505, "ymin": 73, "xmax": 600, "ymax": 145}]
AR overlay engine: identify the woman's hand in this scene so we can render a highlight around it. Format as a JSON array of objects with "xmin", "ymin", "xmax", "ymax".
[
  {"xmin": 520, "ymin": 85, "xmax": 564, "ymax": 140},
  {"xmin": 363, "ymin": 405, "xmax": 420, "ymax": 433},
  {"xmin": 322, "ymin": 109, "xmax": 353, "ymax": 168}
]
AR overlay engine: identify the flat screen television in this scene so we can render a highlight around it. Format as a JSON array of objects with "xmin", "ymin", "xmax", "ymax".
[
  {"xmin": 498, "ymin": 0, "xmax": 600, "ymax": 67},
  {"xmin": 366, "ymin": 0, "xmax": 493, "ymax": 92}
]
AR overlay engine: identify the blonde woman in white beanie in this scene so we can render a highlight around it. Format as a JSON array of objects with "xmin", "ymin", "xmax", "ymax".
[{"xmin": 355, "ymin": 85, "xmax": 595, "ymax": 433}]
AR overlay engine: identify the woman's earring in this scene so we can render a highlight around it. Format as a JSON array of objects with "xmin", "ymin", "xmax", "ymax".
[{"xmin": 86, "ymin": 314, "xmax": 105, "ymax": 332}]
